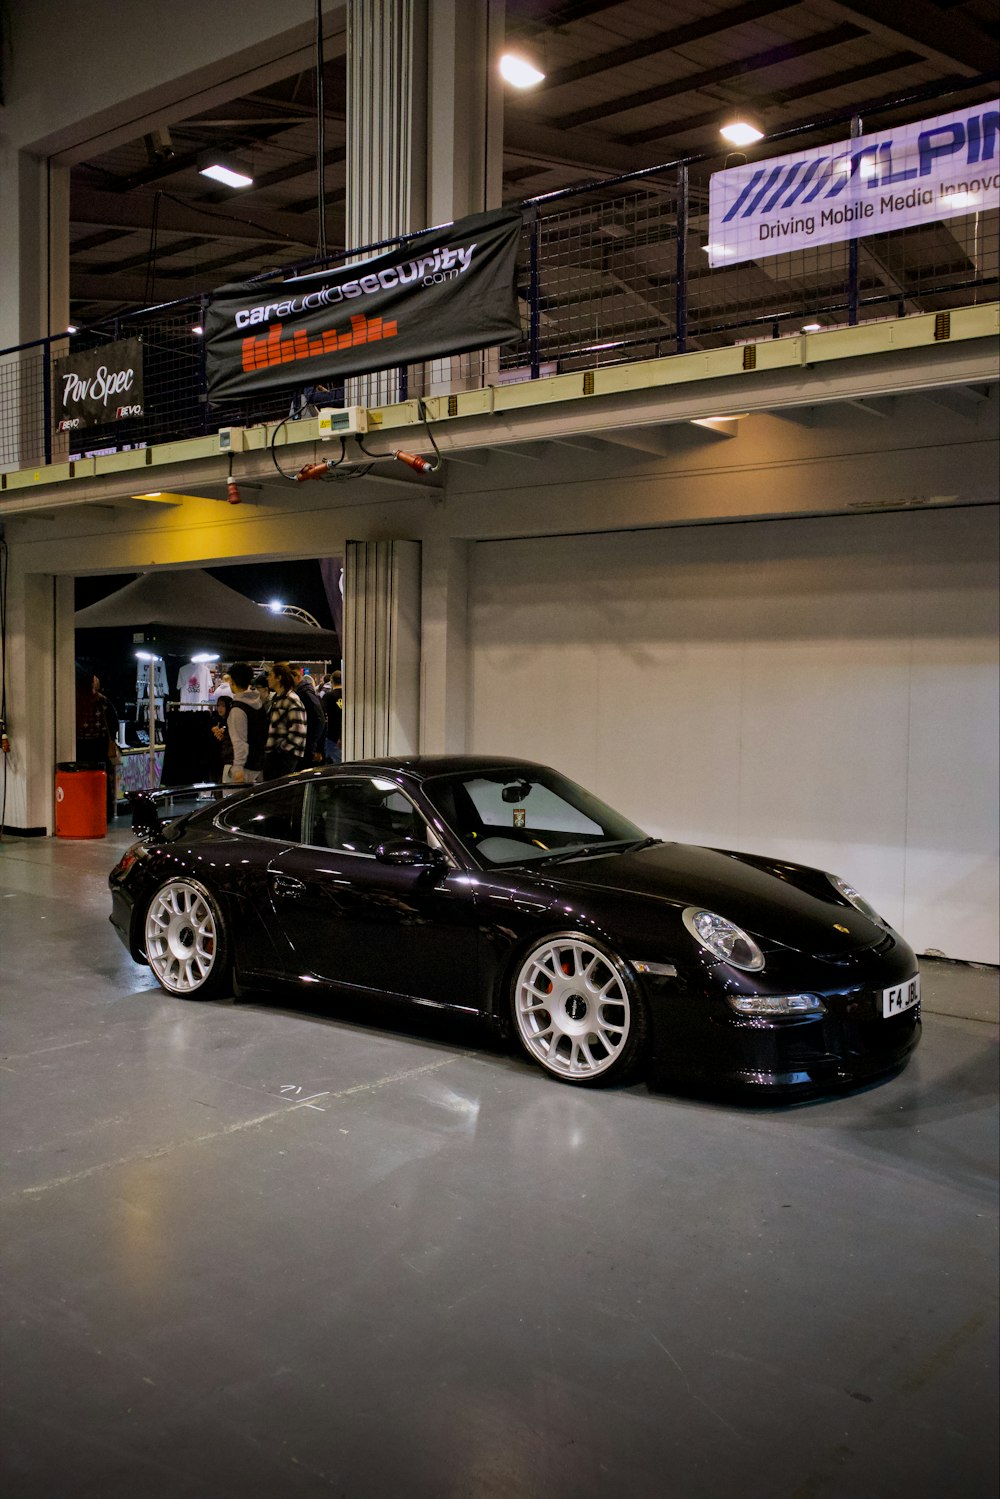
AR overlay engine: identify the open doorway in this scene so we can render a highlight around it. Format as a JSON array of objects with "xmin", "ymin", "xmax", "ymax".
[{"xmin": 73, "ymin": 557, "xmax": 342, "ymax": 815}]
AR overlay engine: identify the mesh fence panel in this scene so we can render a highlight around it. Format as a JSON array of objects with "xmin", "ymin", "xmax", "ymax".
[
  {"xmin": 529, "ymin": 180, "xmax": 682, "ymax": 370},
  {"xmin": 2, "ymin": 86, "xmax": 997, "ymax": 472},
  {"xmin": 0, "ymin": 348, "xmax": 47, "ymax": 470}
]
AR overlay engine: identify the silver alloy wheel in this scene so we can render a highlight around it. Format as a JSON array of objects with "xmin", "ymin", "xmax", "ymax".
[
  {"xmin": 514, "ymin": 935, "xmax": 631, "ymax": 1080},
  {"xmin": 144, "ymin": 879, "xmax": 219, "ymax": 994}
]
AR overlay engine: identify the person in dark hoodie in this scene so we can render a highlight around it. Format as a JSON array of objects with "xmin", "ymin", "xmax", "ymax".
[{"xmin": 291, "ymin": 666, "xmax": 327, "ymax": 770}]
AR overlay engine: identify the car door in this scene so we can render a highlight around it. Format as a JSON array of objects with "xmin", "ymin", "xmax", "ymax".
[
  {"xmin": 266, "ymin": 775, "xmax": 480, "ymax": 1009},
  {"xmin": 213, "ymin": 778, "xmax": 308, "ymax": 977}
]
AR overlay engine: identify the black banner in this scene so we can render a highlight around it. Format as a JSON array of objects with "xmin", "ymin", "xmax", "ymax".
[
  {"xmin": 205, "ymin": 207, "xmax": 524, "ymax": 401},
  {"xmin": 53, "ymin": 338, "xmax": 144, "ymax": 430}
]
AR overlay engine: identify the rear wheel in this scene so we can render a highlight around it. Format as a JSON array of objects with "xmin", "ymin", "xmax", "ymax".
[
  {"xmin": 511, "ymin": 933, "xmax": 647, "ymax": 1086},
  {"xmin": 143, "ymin": 877, "xmax": 231, "ymax": 1000}
]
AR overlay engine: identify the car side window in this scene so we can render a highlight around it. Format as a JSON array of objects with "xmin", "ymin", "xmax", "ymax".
[
  {"xmin": 218, "ymin": 783, "xmax": 305, "ymax": 841},
  {"xmin": 302, "ymin": 778, "xmax": 431, "ymax": 857}
]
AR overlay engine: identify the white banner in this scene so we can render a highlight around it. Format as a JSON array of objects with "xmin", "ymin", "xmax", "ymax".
[{"xmin": 707, "ymin": 99, "xmax": 999, "ymax": 267}]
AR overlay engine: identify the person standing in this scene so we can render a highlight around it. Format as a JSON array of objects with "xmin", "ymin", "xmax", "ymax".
[
  {"xmin": 291, "ymin": 666, "xmax": 327, "ymax": 770},
  {"xmin": 324, "ymin": 669, "xmax": 343, "ymax": 763},
  {"xmin": 75, "ymin": 671, "xmax": 120, "ymax": 819},
  {"xmin": 254, "ymin": 672, "xmax": 272, "ymax": 711},
  {"xmin": 209, "ymin": 695, "xmax": 234, "ymax": 780},
  {"xmin": 262, "ymin": 662, "xmax": 307, "ymax": 780},
  {"xmin": 222, "ymin": 663, "xmax": 266, "ymax": 786}
]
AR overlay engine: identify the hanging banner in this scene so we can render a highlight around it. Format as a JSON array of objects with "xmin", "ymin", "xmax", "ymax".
[
  {"xmin": 205, "ymin": 207, "xmax": 524, "ymax": 400},
  {"xmin": 707, "ymin": 99, "xmax": 999, "ymax": 267},
  {"xmin": 53, "ymin": 337, "xmax": 145, "ymax": 430}
]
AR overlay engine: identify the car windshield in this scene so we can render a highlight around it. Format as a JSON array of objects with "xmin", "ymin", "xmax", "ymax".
[{"xmin": 425, "ymin": 766, "xmax": 649, "ymax": 867}]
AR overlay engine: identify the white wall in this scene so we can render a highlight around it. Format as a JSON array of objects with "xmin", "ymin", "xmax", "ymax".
[{"xmin": 467, "ymin": 505, "xmax": 1000, "ymax": 964}]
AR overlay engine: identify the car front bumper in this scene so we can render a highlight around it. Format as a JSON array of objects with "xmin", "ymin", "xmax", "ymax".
[{"xmin": 641, "ymin": 940, "xmax": 922, "ymax": 1096}]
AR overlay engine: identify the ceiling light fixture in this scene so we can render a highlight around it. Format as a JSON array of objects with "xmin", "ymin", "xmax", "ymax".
[
  {"xmin": 720, "ymin": 117, "xmax": 764, "ymax": 147},
  {"xmin": 801, "ymin": 322, "xmax": 823, "ymax": 333},
  {"xmin": 500, "ymin": 53, "xmax": 545, "ymax": 88},
  {"xmin": 691, "ymin": 414, "xmax": 749, "ymax": 429},
  {"xmin": 198, "ymin": 153, "xmax": 254, "ymax": 189}
]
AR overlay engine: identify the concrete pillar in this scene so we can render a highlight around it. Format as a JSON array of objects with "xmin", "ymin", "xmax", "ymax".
[
  {"xmin": 0, "ymin": 568, "xmax": 74, "ymax": 836},
  {"xmin": 426, "ymin": 0, "xmax": 505, "ymax": 226},
  {"xmin": 343, "ymin": 1, "xmax": 503, "ymax": 755},
  {"xmin": 0, "ymin": 147, "xmax": 71, "ymax": 830},
  {"xmin": 345, "ymin": 0, "xmax": 504, "ymax": 404},
  {"xmin": 424, "ymin": 0, "xmax": 506, "ymax": 396},
  {"xmin": 346, "ymin": 0, "xmax": 428, "ymax": 252},
  {"xmin": 345, "ymin": 0, "xmax": 504, "ymax": 241},
  {"xmin": 342, "ymin": 540, "xmax": 422, "ymax": 760},
  {"xmin": 0, "ymin": 149, "xmax": 70, "ymax": 469}
]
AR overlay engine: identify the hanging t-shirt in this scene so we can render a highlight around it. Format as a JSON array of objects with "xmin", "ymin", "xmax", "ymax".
[{"xmin": 177, "ymin": 661, "xmax": 214, "ymax": 709}]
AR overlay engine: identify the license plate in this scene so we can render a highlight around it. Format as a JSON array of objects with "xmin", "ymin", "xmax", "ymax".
[{"xmin": 882, "ymin": 974, "xmax": 920, "ymax": 1018}]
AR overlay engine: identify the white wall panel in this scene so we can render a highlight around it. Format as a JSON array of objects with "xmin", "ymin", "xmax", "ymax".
[{"xmin": 468, "ymin": 506, "xmax": 999, "ymax": 964}]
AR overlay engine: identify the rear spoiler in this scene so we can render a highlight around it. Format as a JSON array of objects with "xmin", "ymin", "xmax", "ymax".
[{"xmin": 128, "ymin": 783, "xmax": 229, "ymax": 837}]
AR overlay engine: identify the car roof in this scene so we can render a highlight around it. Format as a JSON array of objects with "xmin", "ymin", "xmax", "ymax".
[{"xmin": 346, "ymin": 755, "xmax": 544, "ymax": 783}]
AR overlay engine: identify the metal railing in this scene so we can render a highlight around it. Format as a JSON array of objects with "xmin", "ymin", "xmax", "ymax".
[{"xmin": 2, "ymin": 75, "xmax": 996, "ymax": 473}]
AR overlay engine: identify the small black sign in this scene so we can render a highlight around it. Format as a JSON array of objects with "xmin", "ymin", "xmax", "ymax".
[
  {"xmin": 54, "ymin": 338, "xmax": 145, "ymax": 431},
  {"xmin": 205, "ymin": 207, "xmax": 524, "ymax": 401}
]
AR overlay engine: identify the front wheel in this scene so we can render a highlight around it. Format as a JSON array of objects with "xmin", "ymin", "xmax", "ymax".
[
  {"xmin": 143, "ymin": 877, "xmax": 231, "ymax": 1000},
  {"xmin": 511, "ymin": 933, "xmax": 648, "ymax": 1087}
]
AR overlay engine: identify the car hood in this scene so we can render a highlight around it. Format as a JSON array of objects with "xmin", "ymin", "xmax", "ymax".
[{"xmin": 543, "ymin": 842, "xmax": 884, "ymax": 954}]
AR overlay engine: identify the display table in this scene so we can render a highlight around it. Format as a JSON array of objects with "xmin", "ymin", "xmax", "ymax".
[{"xmin": 118, "ymin": 747, "xmax": 164, "ymax": 800}]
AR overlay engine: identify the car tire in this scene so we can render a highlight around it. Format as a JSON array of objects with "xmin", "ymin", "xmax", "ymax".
[
  {"xmin": 511, "ymin": 932, "xmax": 648, "ymax": 1087},
  {"xmin": 143, "ymin": 877, "xmax": 232, "ymax": 1000}
]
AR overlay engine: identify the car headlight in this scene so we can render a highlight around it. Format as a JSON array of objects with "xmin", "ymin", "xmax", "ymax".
[
  {"xmin": 682, "ymin": 908, "xmax": 765, "ymax": 971},
  {"xmin": 728, "ymin": 993, "xmax": 825, "ymax": 1017},
  {"xmin": 828, "ymin": 874, "xmax": 886, "ymax": 928}
]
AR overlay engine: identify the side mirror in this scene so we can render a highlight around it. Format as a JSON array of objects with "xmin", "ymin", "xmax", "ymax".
[{"xmin": 374, "ymin": 838, "xmax": 447, "ymax": 869}]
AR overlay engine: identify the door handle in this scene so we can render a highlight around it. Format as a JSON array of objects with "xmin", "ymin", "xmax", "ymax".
[{"xmin": 270, "ymin": 873, "xmax": 306, "ymax": 898}]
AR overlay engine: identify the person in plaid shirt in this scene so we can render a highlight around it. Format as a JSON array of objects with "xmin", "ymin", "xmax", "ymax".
[{"xmin": 262, "ymin": 661, "xmax": 307, "ymax": 780}]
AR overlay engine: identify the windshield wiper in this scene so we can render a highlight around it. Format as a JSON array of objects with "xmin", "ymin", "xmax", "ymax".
[{"xmin": 537, "ymin": 837, "xmax": 659, "ymax": 866}]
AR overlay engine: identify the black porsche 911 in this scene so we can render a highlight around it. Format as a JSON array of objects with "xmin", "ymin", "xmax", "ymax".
[{"xmin": 109, "ymin": 756, "xmax": 921, "ymax": 1094}]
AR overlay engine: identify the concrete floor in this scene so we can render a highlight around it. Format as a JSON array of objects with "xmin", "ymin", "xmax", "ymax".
[{"xmin": 1, "ymin": 823, "xmax": 997, "ymax": 1499}]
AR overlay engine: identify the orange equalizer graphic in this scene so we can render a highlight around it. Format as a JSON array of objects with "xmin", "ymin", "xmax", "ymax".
[{"xmin": 241, "ymin": 314, "xmax": 399, "ymax": 372}]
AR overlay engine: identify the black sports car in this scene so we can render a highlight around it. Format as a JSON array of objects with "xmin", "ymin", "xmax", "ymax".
[{"xmin": 109, "ymin": 757, "xmax": 921, "ymax": 1094}]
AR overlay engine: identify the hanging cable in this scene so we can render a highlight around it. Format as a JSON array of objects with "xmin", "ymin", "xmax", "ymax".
[
  {"xmin": 416, "ymin": 396, "xmax": 444, "ymax": 470},
  {"xmin": 143, "ymin": 191, "xmax": 162, "ymax": 305},
  {"xmin": 315, "ymin": 0, "xmax": 328, "ymax": 261},
  {"xmin": 270, "ymin": 417, "xmax": 356, "ymax": 482},
  {"xmin": 296, "ymin": 453, "xmax": 374, "ymax": 483},
  {"xmin": 269, "ymin": 417, "xmax": 293, "ymax": 478},
  {"xmin": 355, "ymin": 395, "xmax": 444, "ymax": 474}
]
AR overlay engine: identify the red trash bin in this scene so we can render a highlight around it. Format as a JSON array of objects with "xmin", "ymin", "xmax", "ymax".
[{"xmin": 55, "ymin": 763, "xmax": 108, "ymax": 838}]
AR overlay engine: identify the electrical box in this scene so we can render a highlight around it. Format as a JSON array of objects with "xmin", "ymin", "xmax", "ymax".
[
  {"xmin": 318, "ymin": 406, "xmax": 369, "ymax": 438},
  {"xmin": 217, "ymin": 427, "xmax": 245, "ymax": 452}
]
